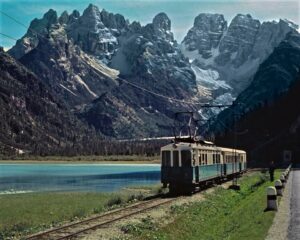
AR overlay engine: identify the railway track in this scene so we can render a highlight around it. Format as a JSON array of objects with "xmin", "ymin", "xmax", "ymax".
[
  {"xmin": 25, "ymin": 197, "xmax": 175, "ymax": 240},
  {"xmin": 25, "ymin": 169, "xmax": 260, "ymax": 240}
]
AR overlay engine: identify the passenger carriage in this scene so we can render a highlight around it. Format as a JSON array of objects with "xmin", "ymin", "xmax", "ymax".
[{"xmin": 161, "ymin": 141, "xmax": 247, "ymax": 194}]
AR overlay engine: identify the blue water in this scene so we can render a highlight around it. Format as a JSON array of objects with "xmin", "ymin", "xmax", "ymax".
[{"xmin": 0, "ymin": 163, "xmax": 161, "ymax": 194}]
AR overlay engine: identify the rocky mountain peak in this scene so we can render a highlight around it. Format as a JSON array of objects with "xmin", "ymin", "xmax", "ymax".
[
  {"xmin": 8, "ymin": 8, "xmax": 59, "ymax": 59},
  {"xmin": 144, "ymin": 12, "xmax": 174, "ymax": 42},
  {"xmin": 82, "ymin": 3, "xmax": 100, "ymax": 17},
  {"xmin": 153, "ymin": 12, "xmax": 171, "ymax": 31},
  {"xmin": 181, "ymin": 13, "xmax": 300, "ymax": 121},
  {"xmin": 182, "ymin": 13, "xmax": 226, "ymax": 58},
  {"xmin": 193, "ymin": 13, "xmax": 226, "ymax": 30},
  {"xmin": 69, "ymin": 10, "xmax": 80, "ymax": 22},
  {"xmin": 281, "ymin": 19, "xmax": 299, "ymax": 31},
  {"xmin": 215, "ymin": 13, "xmax": 261, "ymax": 67},
  {"xmin": 100, "ymin": 9, "xmax": 127, "ymax": 30},
  {"xmin": 230, "ymin": 13, "xmax": 259, "ymax": 27},
  {"xmin": 81, "ymin": 4, "xmax": 103, "ymax": 29},
  {"xmin": 19, "ymin": 25, "xmax": 119, "ymax": 107},
  {"xmin": 43, "ymin": 9, "xmax": 58, "ymax": 24},
  {"xmin": 129, "ymin": 21, "xmax": 142, "ymax": 33},
  {"xmin": 59, "ymin": 11, "xmax": 69, "ymax": 24}
]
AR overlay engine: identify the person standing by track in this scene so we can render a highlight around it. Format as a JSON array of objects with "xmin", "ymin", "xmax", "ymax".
[{"xmin": 269, "ymin": 161, "xmax": 275, "ymax": 182}]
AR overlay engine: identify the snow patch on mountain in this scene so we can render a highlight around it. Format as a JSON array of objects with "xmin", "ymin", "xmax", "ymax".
[
  {"xmin": 180, "ymin": 43, "xmax": 219, "ymax": 65},
  {"xmin": 199, "ymin": 92, "xmax": 234, "ymax": 120},
  {"xmin": 59, "ymin": 84, "xmax": 78, "ymax": 96},
  {"xmin": 192, "ymin": 65, "xmax": 231, "ymax": 90},
  {"xmin": 74, "ymin": 75, "xmax": 98, "ymax": 98},
  {"xmin": 181, "ymin": 13, "xmax": 299, "ymax": 122}
]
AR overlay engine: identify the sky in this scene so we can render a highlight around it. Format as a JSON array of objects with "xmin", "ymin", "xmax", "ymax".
[{"xmin": 0, "ymin": 0, "xmax": 299, "ymax": 50}]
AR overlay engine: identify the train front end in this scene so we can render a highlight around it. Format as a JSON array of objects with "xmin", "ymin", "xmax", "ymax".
[{"xmin": 161, "ymin": 143, "xmax": 194, "ymax": 193}]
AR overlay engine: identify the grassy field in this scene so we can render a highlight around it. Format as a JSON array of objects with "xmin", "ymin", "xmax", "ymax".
[
  {"xmin": 0, "ymin": 155, "xmax": 160, "ymax": 164},
  {"xmin": 120, "ymin": 171, "xmax": 282, "ymax": 240},
  {"xmin": 0, "ymin": 185, "xmax": 162, "ymax": 240},
  {"xmin": 0, "ymin": 171, "xmax": 282, "ymax": 240}
]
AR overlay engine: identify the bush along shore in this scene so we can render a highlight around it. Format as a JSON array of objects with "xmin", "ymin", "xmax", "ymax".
[
  {"xmin": 119, "ymin": 171, "xmax": 281, "ymax": 240},
  {"xmin": 0, "ymin": 155, "xmax": 160, "ymax": 163}
]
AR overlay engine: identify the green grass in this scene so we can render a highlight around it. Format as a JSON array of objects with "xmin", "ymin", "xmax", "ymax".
[
  {"xmin": 122, "ymin": 171, "xmax": 282, "ymax": 240},
  {"xmin": 0, "ymin": 188, "xmax": 159, "ymax": 240}
]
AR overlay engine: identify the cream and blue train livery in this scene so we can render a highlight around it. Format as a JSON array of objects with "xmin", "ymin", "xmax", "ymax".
[{"xmin": 161, "ymin": 141, "xmax": 247, "ymax": 193}]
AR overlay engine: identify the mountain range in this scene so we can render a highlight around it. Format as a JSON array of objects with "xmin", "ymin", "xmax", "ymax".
[
  {"xmin": 1, "ymin": 3, "xmax": 300, "ymax": 155},
  {"xmin": 213, "ymin": 31, "xmax": 300, "ymax": 165}
]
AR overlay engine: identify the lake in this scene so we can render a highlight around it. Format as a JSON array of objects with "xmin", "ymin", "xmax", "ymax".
[{"xmin": 0, "ymin": 163, "xmax": 161, "ymax": 194}]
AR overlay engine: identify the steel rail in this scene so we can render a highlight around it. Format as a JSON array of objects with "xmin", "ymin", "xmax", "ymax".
[
  {"xmin": 25, "ymin": 197, "xmax": 175, "ymax": 240},
  {"xmin": 25, "ymin": 169, "xmax": 260, "ymax": 240}
]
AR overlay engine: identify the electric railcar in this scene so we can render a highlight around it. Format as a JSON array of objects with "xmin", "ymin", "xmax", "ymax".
[{"xmin": 161, "ymin": 141, "xmax": 247, "ymax": 193}]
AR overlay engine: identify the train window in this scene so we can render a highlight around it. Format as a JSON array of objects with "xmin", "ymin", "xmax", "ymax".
[
  {"xmin": 162, "ymin": 151, "xmax": 171, "ymax": 166},
  {"xmin": 173, "ymin": 151, "xmax": 179, "ymax": 167},
  {"xmin": 192, "ymin": 151, "xmax": 197, "ymax": 166},
  {"xmin": 181, "ymin": 150, "xmax": 191, "ymax": 167}
]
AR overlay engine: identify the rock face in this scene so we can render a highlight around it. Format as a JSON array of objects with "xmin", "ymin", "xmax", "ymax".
[
  {"xmin": 215, "ymin": 33, "xmax": 300, "ymax": 165},
  {"xmin": 181, "ymin": 14, "xmax": 299, "ymax": 119},
  {"xmin": 66, "ymin": 4, "xmax": 128, "ymax": 61},
  {"xmin": 8, "ymin": 5, "xmax": 199, "ymax": 138},
  {"xmin": 19, "ymin": 23, "xmax": 119, "ymax": 108},
  {"xmin": 212, "ymin": 32, "xmax": 300, "ymax": 133},
  {"xmin": 8, "ymin": 9, "xmax": 59, "ymax": 59},
  {"xmin": 183, "ymin": 13, "xmax": 227, "ymax": 58},
  {"xmin": 0, "ymin": 50, "xmax": 95, "ymax": 154},
  {"xmin": 251, "ymin": 19, "xmax": 296, "ymax": 60},
  {"xmin": 216, "ymin": 14, "xmax": 260, "ymax": 67},
  {"xmin": 80, "ymin": 12, "xmax": 199, "ymax": 138},
  {"xmin": 7, "ymin": 4, "xmax": 300, "ymax": 138}
]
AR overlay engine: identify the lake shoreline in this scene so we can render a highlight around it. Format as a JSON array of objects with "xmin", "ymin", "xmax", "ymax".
[
  {"xmin": 0, "ymin": 155, "xmax": 160, "ymax": 164},
  {"xmin": 0, "ymin": 160, "xmax": 160, "ymax": 164}
]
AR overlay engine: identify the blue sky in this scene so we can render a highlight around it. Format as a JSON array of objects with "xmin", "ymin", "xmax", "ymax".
[{"xmin": 0, "ymin": 0, "xmax": 299, "ymax": 50}]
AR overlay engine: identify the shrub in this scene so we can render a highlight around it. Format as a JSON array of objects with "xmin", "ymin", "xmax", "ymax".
[{"xmin": 106, "ymin": 195, "xmax": 123, "ymax": 207}]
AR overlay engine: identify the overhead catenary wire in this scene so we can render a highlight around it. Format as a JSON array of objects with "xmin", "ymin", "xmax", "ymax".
[
  {"xmin": 0, "ymin": 32, "xmax": 19, "ymax": 42},
  {"xmin": 0, "ymin": 10, "xmax": 29, "ymax": 30},
  {"xmin": 117, "ymin": 77, "xmax": 234, "ymax": 107},
  {"xmin": 117, "ymin": 76, "xmax": 205, "ymax": 105},
  {"xmin": 0, "ymin": 10, "xmax": 48, "ymax": 41}
]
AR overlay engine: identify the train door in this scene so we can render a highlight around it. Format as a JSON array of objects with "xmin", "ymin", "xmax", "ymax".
[
  {"xmin": 193, "ymin": 149, "xmax": 199, "ymax": 183},
  {"xmin": 223, "ymin": 153, "xmax": 227, "ymax": 175}
]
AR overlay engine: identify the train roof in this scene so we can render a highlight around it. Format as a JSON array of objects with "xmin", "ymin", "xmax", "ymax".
[
  {"xmin": 218, "ymin": 147, "xmax": 246, "ymax": 154},
  {"xmin": 161, "ymin": 142, "xmax": 246, "ymax": 154}
]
